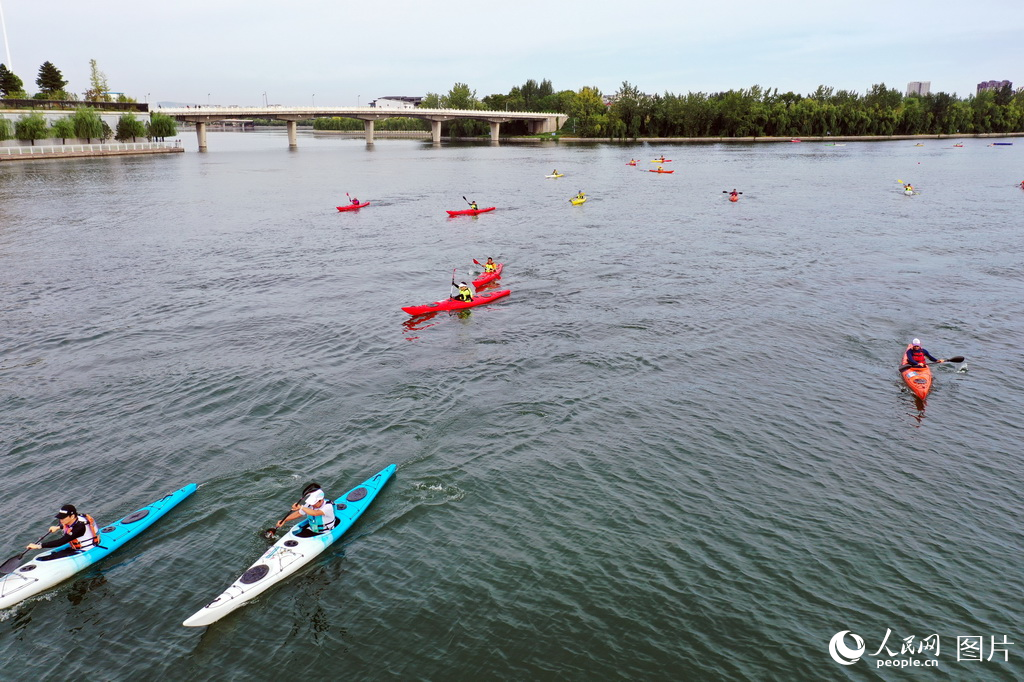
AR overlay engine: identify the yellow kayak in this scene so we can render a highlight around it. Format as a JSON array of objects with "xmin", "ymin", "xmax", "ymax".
[
  {"xmin": 546, "ymin": 173, "xmax": 564, "ymax": 178},
  {"xmin": 570, "ymin": 196, "xmax": 587, "ymax": 205}
]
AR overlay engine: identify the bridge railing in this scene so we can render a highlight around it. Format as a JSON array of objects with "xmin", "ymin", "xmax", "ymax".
[{"xmin": 0, "ymin": 141, "xmax": 182, "ymax": 156}]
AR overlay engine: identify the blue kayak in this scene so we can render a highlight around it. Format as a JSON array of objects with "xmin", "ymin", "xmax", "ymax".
[{"xmin": 0, "ymin": 483, "xmax": 198, "ymax": 609}]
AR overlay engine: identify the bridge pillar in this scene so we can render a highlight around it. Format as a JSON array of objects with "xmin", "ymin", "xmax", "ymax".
[
  {"xmin": 489, "ymin": 121, "xmax": 500, "ymax": 142},
  {"xmin": 196, "ymin": 121, "xmax": 208, "ymax": 152},
  {"xmin": 431, "ymin": 120, "xmax": 442, "ymax": 144},
  {"xmin": 287, "ymin": 120, "xmax": 298, "ymax": 148},
  {"xmin": 364, "ymin": 119, "xmax": 375, "ymax": 145}
]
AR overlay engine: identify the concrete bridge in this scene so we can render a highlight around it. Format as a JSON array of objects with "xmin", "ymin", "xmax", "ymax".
[{"xmin": 160, "ymin": 106, "xmax": 568, "ymax": 150}]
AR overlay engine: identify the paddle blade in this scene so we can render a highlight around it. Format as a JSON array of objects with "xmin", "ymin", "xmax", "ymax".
[
  {"xmin": 0, "ymin": 555, "xmax": 25, "ymax": 574},
  {"xmin": 472, "ymin": 259, "xmax": 482, "ymax": 265},
  {"xmin": 261, "ymin": 528, "xmax": 277, "ymax": 539},
  {"xmin": 946, "ymin": 356, "xmax": 965, "ymax": 363}
]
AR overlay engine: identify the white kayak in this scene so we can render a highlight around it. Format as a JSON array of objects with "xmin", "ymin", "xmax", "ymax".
[
  {"xmin": 183, "ymin": 463, "xmax": 396, "ymax": 627},
  {"xmin": 0, "ymin": 483, "xmax": 197, "ymax": 610}
]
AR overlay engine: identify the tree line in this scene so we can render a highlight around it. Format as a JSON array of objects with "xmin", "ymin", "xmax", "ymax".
[
  {"xmin": 0, "ymin": 109, "xmax": 177, "ymax": 145},
  {"xmin": 321, "ymin": 79, "xmax": 1024, "ymax": 139},
  {"xmin": 0, "ymin": 59, "xmax": 133, "ymax": 103}
]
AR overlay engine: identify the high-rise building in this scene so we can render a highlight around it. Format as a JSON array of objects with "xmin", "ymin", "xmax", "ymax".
[
  {"xmin": 977, "ymin": 80, "xmax": 1012, "ymax": 94},
  {"xmin": 906, "ymin": 81, "xmax": 931, "ymax": 96}
]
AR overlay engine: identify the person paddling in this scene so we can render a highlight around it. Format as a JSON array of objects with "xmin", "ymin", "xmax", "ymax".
[
  {"xmin": 483, "ymin": 257, "xmax": 497, "ymax": 273},
  {"xmin": 275, "ymin": 486, "xmax": 336, "ymax": 537},
  {"xmin": 27, "ymin": 504, "xmax": 100, "ymax": 560},
  {"xmin": 904, "ymin": 338, "xmax": 942, "ymax": 368},
  {"xmin": 350, "ymin": 196, "xmax": 361, "ymax": 205},
  {"xmin": 468, "ymin": 200, "xmax": 478, "ymax": 211},
  {"xmin": 452, "ymin": 281, "xmax": 474, "ymax": 302},
  {"xmin": 729, "ymin": 188, "xmax": 739, "ymax": 200},
  {"xmin": 575, "ymin": 191, "xmax": 586, "ymax": 201}
]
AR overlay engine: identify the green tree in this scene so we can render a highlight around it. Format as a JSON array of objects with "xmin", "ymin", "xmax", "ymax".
[
  {"xmin": 0, "ymin": 117, "xmax": 12, "ymax": 140},
  {"xmin": 147, "ymin": 111, "xmax": 177, "ymax": 140},
  {"xmin": 36, "ymin": 61, "xmax": 68, "ymax": 95},
  {"xmin": 0, "ymin": 63, "xmax": 26, "ymax": 98},
  {"xmin": 70, "ymin": 107, "xmax": 105, "ymax": 142},
  {"xmin": 440, "ymin": 83, "xmax": 485, "ymax": 136},
  {"xmin": 83, "ymin": 59, "xmax": 110, "ymax": 101},
  {"xmin": 115, "ymin": 113, "xmax": 146, "ymax": 141},
  {"xmin": 609, "ymin": 81, "xmax": 649, "ymax": 139},
  {"xmin": 50, "ymin": 116, "xmax": 76, "ymax": 143},
  {"xmin": 15, "ymin": 112, "xmax": 49, "ymax": 145},
  {"xmin": 568, "ymin": 86, "xmax": 607, "ymax": 137}
]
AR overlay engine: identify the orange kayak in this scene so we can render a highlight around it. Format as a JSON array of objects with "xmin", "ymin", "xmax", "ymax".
[{"xmin": 900, "ymin": 344, "xmax": 932, "ymax": 400}]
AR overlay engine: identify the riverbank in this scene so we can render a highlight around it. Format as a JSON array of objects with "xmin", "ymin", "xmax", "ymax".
[
  {"xmin": 0, "ymin": 141, "xmax": 184, "ymax": 162},
  {"xmin": 535, "ymin": 131, "xmax": 1024, "ymax": 143}
]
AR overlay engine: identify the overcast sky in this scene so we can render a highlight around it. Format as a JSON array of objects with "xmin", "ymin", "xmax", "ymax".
[{"xmin": 3, "ymin": 0, "xmax": 1021, "ymax": 106}]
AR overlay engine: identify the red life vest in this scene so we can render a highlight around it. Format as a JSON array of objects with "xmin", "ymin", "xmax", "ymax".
[
  {"xmin": 67, "ymin": 514, "xmax": 100, "ymax": 550},
  {"xmin": 907, "ymin": 347, "xmax": 927, "ymax": 365}
]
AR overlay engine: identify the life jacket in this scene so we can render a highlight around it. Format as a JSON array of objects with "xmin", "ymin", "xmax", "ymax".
[
  {"xmin": 484, "ymin": 262, "xmax": 496, "ymax": 272},
  {"xmin": 305, "ymin": 500, "xmax": 335, "ymax": 533},
  {"xmin": 67, "ymin": 514, "xmax": 100, "ymax": 550},
  {"xmin": 456, "ymin": 287, "xmax": 473, "ymax": 302},
  {"xmin": 907, "ymin": 347, "xmax": 927, "ymax": 365}
]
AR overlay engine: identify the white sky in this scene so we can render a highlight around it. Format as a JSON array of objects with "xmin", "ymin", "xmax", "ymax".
[{"xmin": 3, "ymin": 0, "xmax": 1021, "ymax": 106}]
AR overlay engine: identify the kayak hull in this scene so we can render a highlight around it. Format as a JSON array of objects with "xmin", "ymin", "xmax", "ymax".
[
  {"xmin": 446, "ymin": 207, "xmax": 496, "ymax": 216},
  {"xmin": 650, "ymin": 159, "xmax": 673, "ymax": 163},
  {"xmin": 402, "ymin": 289, "xmax": 510, "ymax": 316},
  {"xmin": 0, "ymin": 483, "xmax": 197, "ymax": 610},
  {"xmin": 183, "ymin": 464, "xmax": 396, "ymax": 627},
  {"xmin": 471, "ymin": 263, "xmax": 503, "ymax": 289},
  {"xmin": 729, "ymin": 195, "xmax": 738, "ymax": 202},
  {"xmin": 900, "ymin": 344, "xmax": 933, "ymax": 400},
  {"xmin": 545, "ymin": 174, "xmax": 564, "ymax": 178},
  {"xmin": 649, "ymin": 170, "xmax": 675, "ymax": 173},
  {"xmin": 570, "ymin": 197, "xmax": 587, "ymax": 205},
  {"xmin": 336, "ymin": 202, "xmax": 370, "ymax": 212}
]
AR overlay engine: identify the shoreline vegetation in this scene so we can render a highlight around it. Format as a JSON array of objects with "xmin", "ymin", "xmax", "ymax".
[{"xmin": 308, "ymin": 128, "xmax": 1022, "ymax": 143}]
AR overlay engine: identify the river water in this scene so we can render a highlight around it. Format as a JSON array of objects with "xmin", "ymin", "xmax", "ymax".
[{"xmin": 1, "ymin": 131, "xmax": 1022, "ymax": 681}]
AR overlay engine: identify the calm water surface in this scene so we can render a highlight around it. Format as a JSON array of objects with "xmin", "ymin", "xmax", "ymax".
[{"xmin": 1, "ymin": 131, "xmax": 1022, "ymax": 681}]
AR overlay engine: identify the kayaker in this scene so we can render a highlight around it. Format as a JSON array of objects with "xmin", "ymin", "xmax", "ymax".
[
  {"xmin": 468, "ymin": 200, "xmax": 478, "ymax": 211},
  {"xmin": 905, "ymin": 339, "xmax": 942, "ymax": 368},
  {"xmin": 575, "ymin": 191, "xmax": 586, "ymax": 200},
  {"xmin": 275, "ymin": 487, "xmax": 336, "ymax": 537},
  {"xmin": 483, "ymin": 258, "xmax": 497, "ymax": 273},
  {"xmin": 904, "ymin": 183, "xmax": 914, "ymax": 191},
  {"xmin": 350, "ymin": 196, "xmax": 361, "ymax": 205},
  {"xmin": 27, "ymin": 504, "xmax": 100, "ymax": 559},
  {"xmin": 657, "ymin": 166, "xmax": 664, "ymax": 172},
  {"xmin": 552, "ymin": 169, "xmax": 559, "ymax": 176},
  {"xmin": 729, "ymin": 189, "xmax": 739, "ymax": 199},
  {"xmin": 452, "ymin": 281, "xmax": 474, "ymax": 302}
]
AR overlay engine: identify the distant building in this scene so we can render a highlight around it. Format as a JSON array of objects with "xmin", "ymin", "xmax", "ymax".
[
  {"xmin": 906, "ymin": 81, "xmax": 931, "ymax": 96},
  {"xmin": 370, "ymin": 96, "xmax": 422, "ymax": 109},
  {"xmin": 977, "ymin": 80, "xmax": 1012, "ymax": 94}
]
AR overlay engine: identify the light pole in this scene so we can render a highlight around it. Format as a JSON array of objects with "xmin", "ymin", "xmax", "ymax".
[
  {"xmin": 146, "ymin": 92, "xmax": 150, "ymax": 103},
  {"xmin": 0, "ymin": 0, "xmax": 12, "ymax": 70},
  {"xmin": 207, "ymin": 93, "xmax": 211, "ymax": 106},
  {"xmin": 262, "ymin": 92, "xmax": 267, "ymax": 107},
  {"xmin": 312, "ymin": 94, "xmax": 315, "ymax": 107},
  {"xmin": 357, "ymin": 95, "xmax": 360, "ymax": 107}
]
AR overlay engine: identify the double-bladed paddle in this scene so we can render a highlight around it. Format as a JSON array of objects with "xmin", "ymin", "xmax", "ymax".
[
  {"xmin": 722, "ymin": 190, "xmax": 743, "ymax": 195},
  {"xmin": 0, "ymin": 531, "xmax": 53, "ymax": 574},
  {"xmin": 898, "ymin": 356, "xmax": 965, "ymax": 372},
  {"xmin": 262, "ymin": 483, "xmax": 321, "ymax": 539}
]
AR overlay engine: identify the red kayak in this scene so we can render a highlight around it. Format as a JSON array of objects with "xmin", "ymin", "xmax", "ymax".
[
  {"xmin": 649, "ymin": 169, "xmax": 675, "ymax": 174},
  {"xmin": 336, "ymin": 201, "xmax": 370, "ymax": 211},
  {"xmin": 472, "ymin": 263, "xmax": 503, "ymax": 289},
  {"xmin": 728, "ymin": 194, "xmax": 739, "ymax": 202},
  {"xmin": 447, "ymin": 207, "xmax": 496, "ymax": 216},
  {"xmin": 900, "ymin": 344, "xmax": 932, "ymax": 401},
  {"xmin": 402, "ymin": 289, "xmax": 510, "ymax": 316}
]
